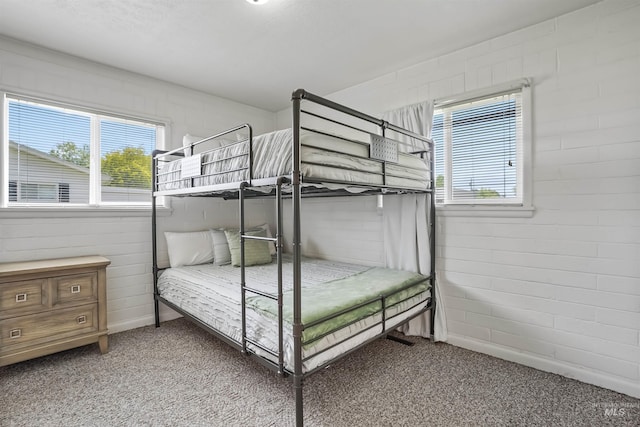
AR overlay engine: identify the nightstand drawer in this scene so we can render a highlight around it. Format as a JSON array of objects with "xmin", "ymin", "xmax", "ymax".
[
  {"xmin": 0, "ymin": 279, "xmax": 47, "ymax": 315},
  {"xmin": 52, "ymin": 273, "xmax": 97, "ymax": 305},
  {"xmin": 0, "ymin": 304, "xmax": 97, "ymax": 350}
]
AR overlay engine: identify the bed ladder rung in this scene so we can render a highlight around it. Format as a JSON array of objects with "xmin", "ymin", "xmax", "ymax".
[
  {"xmin": 242, "ymin": 234, "xmax": 277, "ymax": 243},
  {"xmin": 244, "ymin": 286, "xmax": 277, "ymax": 300},
  {"xmin": 244, "ymin": 337, "xmax": 279, "ymax": 358}
]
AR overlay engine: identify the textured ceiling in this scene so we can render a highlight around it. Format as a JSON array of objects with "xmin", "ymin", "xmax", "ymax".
[{"xmin": 0, "ymin": 0, "xmax": 600, "ymax": 111}]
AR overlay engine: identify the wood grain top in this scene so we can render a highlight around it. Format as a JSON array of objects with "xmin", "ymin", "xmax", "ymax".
[{"xmin": 0, "ymin": 256, "xmax": 111, "ymax": 277}]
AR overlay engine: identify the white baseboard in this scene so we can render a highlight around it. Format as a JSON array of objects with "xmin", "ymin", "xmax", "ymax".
[
  {"xmin": 107, "ymin": 311, "xmax": 182, "ymax": 334},
  {"xmin": 107, "ymin": 316, "xmax": 154, "ymax": 334},
  {"xmin": 447, "ymin": 334, "xmax": 640, "ymax": 399}
]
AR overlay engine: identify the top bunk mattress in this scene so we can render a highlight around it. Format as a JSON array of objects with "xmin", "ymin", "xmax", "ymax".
[{"xmin": 155, "ymin": 129, "xmax": 431, "ymax": 194}]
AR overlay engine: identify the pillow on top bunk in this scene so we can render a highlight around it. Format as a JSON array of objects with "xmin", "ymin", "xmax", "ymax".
[
  {"xmin": 164, "ymin": 230, "xmax": 214, "ymax": 268},
  {"xmin": 224, "ymin": 228, "xmax": 272, "ymax": 267},
  {"xmin": 182, "ymin": 134, "xmax": 203, "ymax": 157}
]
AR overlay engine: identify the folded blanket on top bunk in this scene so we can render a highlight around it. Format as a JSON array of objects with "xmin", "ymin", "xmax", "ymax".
[
  {"xmin": 156, "ymin": 129, "xmax": 430, "ymax": 192},
  {"xmin": 156, "ymin": 255, "xmax": 431, "ymax": 373}
]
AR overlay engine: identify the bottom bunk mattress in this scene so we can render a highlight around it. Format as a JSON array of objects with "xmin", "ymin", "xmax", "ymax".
[{"xmin": 156, "ymin": 256, "xmax": 431, "ymax": 373}]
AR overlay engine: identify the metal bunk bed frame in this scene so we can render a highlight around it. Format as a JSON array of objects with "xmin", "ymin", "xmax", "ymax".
[{"xmin": 151, "ymin": 89, "xmax": 436, "ymax": 427}]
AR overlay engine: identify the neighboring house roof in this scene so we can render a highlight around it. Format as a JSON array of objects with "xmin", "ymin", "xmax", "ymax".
[{"xmin": 9, "ymin": 141, "xmax": 111, "ymax": 181}]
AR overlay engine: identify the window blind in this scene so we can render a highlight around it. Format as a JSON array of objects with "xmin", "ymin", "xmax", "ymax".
[
  {"xmin": 6, "ymin": 95, "xmax": 160, "ymax": 206},
  {"xmin": 8, "ymin": 99, "xmax": 91, "ymax": 204},
  {"xmin": 433, "ymin": 90, "xmax": 523, "ymax": 204},
  {"xmin": 100, "ymin": 119, "xmax": 156, "ymax": 203}
]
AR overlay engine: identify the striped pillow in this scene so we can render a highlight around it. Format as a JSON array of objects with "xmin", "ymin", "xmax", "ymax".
[{"xmin": 224, "ymin": 228, "xmax": 272, "ymax": 267}]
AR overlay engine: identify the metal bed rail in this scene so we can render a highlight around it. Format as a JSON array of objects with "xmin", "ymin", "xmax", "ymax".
[
  {"xmin": 153, "ymin": 124, "xmax": 253, "ymax": 193},
  {"xmin": 152, "ymin": 106, "xmax": 433, "ymax": 198},
  {"xmin": 301, "ymin": 283, "xmax": 430, "ymax": 345}
]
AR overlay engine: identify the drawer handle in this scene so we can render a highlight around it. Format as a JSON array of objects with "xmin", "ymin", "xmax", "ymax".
[
  {"xmin": 71, "ymin": 285, "xmax": 81, "ymax": 294},
  {"xmin": 15, "ymin": 293, "xmax": 28, "ymax": 303},
  {"xmin": 77, "ymin": 315, "xmax": 87, "ymax": 324},
  {"xmin": 9, "ymin": 329, "xmax": 22, "ymax": 339}
]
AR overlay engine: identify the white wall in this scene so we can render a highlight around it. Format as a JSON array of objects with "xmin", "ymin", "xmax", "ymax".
[
  {"xmin": 278, "ymin": 0, "xmax": 640, "ymax": 398},
  {"xmin": 0, "ymin": 36, "xmax": 277, "ymax": 332},
  {"xmin": 281, "ymin": 196, "xmax": 385, "ymax": 267}
]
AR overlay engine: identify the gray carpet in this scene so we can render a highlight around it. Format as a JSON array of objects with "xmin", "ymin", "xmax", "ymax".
[{"xmin": 1, "ymin": 318, "xmax": 638, "ymax": 427}]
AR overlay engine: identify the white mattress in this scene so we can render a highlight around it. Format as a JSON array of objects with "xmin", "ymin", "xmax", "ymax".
[
  {"xmin": 156, "ymin": 129, "xmax": 430, "ymax": 193},
  {"xmin": 156, "ymin": 256, "xmax": 431, "ymax": 373}
]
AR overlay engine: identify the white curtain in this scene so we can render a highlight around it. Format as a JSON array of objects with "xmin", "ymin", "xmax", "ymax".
[
  {"xmin": 382, "ymin": 101, "xmax": 447, "ymax": 342},
  {"xmin": 382, "ymin": 101, "xmax": 433, "ymax": 153}
]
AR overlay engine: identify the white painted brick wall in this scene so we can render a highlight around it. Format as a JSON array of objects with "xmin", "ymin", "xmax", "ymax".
[
  {"xmin": 276, "ymin": 0, "xmax": 640, "ymax": 398},
  {"xmin": 0, "ymin": 37, "xmax": 276, "ymax": 332},
  {"xmin": 281, "ymin": 196, "xmax": 385, "ymax": 266}
]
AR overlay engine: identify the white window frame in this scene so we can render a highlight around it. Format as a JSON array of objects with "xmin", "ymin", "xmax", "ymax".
[
  {"xmin": 0, "ymin": 91, "xmax": 169, "ymax": 217},
  {"xmin": 433, "ymin": 79, "xmax": 534, "ymax": 218}
]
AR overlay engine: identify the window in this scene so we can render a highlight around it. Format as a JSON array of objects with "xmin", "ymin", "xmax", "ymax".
[
  {"xmin": 3, "ymin": 94, "xmax": 164, "ymax": 208},
  {"xmin": 8, "ymin": 180, "xmax": 70, "ymax": 203},
  {"xmin": 8, "ymin": 180, "xmax": 17, "ymax": 202},
  {"xmin": 58, "ymin": 183, "xmax": 70, "ymax": 203},
  {"xmin": 20, "ymin": 182, "xmax": 57, "ymax": 202},
  {"xmin": 432, "ymin": 80, "xmax": 531, "ymax": 210}
]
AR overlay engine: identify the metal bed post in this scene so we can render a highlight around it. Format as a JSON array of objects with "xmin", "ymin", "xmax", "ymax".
[
  {"xmin": 380, "ymin": 122, "xmax": 387, "ymax": 186},
  {"xmin": 151, "ymin": 151, "xmax": 161, "ymax": 328},
  {"xmin": 240, "ymin": 182, "xmax": 248, "ymax": 354},
  {"xmin": 276, "ymin": 177, "xmax": 286, "ymax": 374},
  {"xmin": 429, "ymin": 147, "xmax": 437, "ymax": 338},
  {"xmin": 291, "ymin": 89, "xmax": 304, "ymax": 427},
  {"xmin": 247, "ymin": 126, "xmax": 254, "ymax": 185}
]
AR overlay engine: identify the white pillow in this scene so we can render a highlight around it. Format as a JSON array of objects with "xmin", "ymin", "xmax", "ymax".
[
  {"xmin": 182, "ymin": 133, "xmax": 204, "ymax": 157},
  {"xmin": 164, "ymin": 230, "xmax": 214, "ymax": 267},
  {"xmin": 210, "ymin": 229, "xmax": 232, "ymax": 266}
]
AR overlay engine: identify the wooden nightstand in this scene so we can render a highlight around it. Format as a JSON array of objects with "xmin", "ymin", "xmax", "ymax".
[{"xmin": 0, "ymin": 256, "xmax": 110, "ymax": 367}]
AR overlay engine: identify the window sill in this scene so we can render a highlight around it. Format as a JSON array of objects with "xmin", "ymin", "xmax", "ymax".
[
  {"xmin": 436, "ymin": 204, "xmax": 535, "ymax": 218},
  {"xmin": 0, "ymin": 205, "xmax": 172, "ymax": 219}
]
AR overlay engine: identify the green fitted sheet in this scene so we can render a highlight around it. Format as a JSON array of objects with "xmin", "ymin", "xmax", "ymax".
[{"xmin": 246, "ymin": 267, "xmax": 430, "ymax": 345}]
